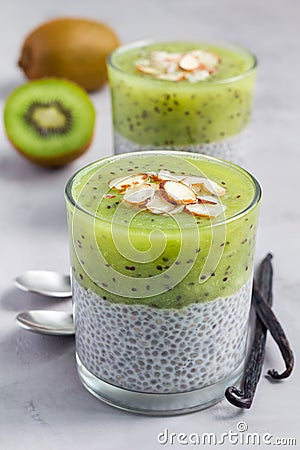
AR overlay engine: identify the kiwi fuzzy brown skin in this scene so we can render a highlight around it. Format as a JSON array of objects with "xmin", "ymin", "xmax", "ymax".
[{"xmin": 18, "ymin": 17, "xmax": 120, "ymax": 92}]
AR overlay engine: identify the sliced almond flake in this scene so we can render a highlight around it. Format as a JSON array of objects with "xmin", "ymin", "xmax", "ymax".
[
  {"xmin": 198, "ymin": 51, "xmax": 220, "ymax": 71},
  {"xmin": 151, "ymin": 51, "xmax": 168, "ymax": 58},
  {"xmin": 171, "ymin": 205, "xmax": 185, "ymax": 214},
  {"xmin": 166, "ymin": 61, "xmax": 179, "ymax": 74},
  {"xmin": 185, "ymin": 70, "xmax": 210, "ymax": 83},
  {"xmin": 182, "ymin": 175, "xmax": 207, "ymax": 187},
  {"xmin": 123, "ymin": 185, "xmax": 155, "ymax": 205},
  {"xmin": 146, "ymin": 171, "xmax": 157, "ymax": 177},
  {"xmin": 185, "ymin": 202, "xmax": 226, "ymax": 218},
  {"xmin": 136, "ymin": 64, "xmax": 160, "ymax": 76},
  {"xmin": 160, "ymin": 180, "xmax": 197, "ymax": 205},
  {"xmin": 150, "ymin": 182, "xmax": 160, "ymax": 189},
  {"xmin": 135, "ymin": 59, "xmax": 150, "ymax": 67},
  {"xmin": 182, "ymin": 176, "xmax": 226, "ymax": 196},
  {"xmin": 150, "ymin": 51, "xmax": 169, "ymax": 71},
  {"xmin": 201, "ymin": 179, "xmax": 226, "ymax": 197},
  {"xmin": 109, "ymin": 173, "xmax": 149, "ymax": 191},
  {"xmin": 157, "ymin": 170, "xmax": 187, "ymax": 182},
  {"xmin": 157, "ymin": 72, "xmax": 185, "ymax": 82},
  {"xmin": 197, "ymin": 195, "xmax": 219, "ymax": 205},
  {"xmin": 148, "ymin": 173, "xmax": 160, "ymax": 182},
  {"xmin": 165, "ymin": 52, "xmax": 182, "ymax": 62},
  {"xmin": 190, "ymin": 50, "xmax": 205, "ymax": 59},
  {"xmin": 146, "ymin": 191, "xmax": 184, "ymax": 215},
  {"xmin": 144, "ymin": 181, "xmax": 160, "ymax": 190},
  {"xmin": 179, "ymin": 53, "xmax": 200, "ymax": 71}
]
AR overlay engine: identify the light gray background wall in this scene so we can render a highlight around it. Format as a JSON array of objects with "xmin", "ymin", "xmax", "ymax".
[{"xmin": 0, "ymin": 1, "xmax": 299, "ymax": 449}]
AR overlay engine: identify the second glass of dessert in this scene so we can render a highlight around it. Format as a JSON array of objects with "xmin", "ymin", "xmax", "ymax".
[
  {"xmin": 65, "ymin": 151, "xmax": 261, "ymax": 415},
  {"xmin": 107, "ymin": 41, "xmax": 257, "ymax": 163}
]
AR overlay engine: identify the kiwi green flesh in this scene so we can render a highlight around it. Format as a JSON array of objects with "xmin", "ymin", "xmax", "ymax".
[{"xmin": 4, "ymin": 79, "xmax": 95, "ymax": 160}]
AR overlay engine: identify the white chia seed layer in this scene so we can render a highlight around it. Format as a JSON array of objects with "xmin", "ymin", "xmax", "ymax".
[
  {"xmin": 74, "ymin": 279, "xmax": 252, "ymax": 394},
  {"xmin": 113, "ymin": 129, "xmax": 247, "ymax": 165}
]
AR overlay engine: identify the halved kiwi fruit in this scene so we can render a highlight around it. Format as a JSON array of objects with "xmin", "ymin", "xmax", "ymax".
[{"xmin": 4, "ymin": 78, "xmax": 96, "ymax": 167}]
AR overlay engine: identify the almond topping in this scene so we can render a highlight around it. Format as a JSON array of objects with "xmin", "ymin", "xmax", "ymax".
[
  {"xmin": 146, "ymin": 191, "xmax": 184, "ymax": 214},
  {"xmin": 160, "ymin": 180, "xmax": 197, "ymax": 205},
  {"xmin": 109, "ymin": 173, "xmax": 149, "ymax": 191},
  {"xmin": 135, "ymin": 59, "xmax": 150, "ymax": 67},
  {"xmin": 185, "ymin": 70, "xmax": 210, "ymax": 83},
  {"xmin": 185, "ymin": 202, "xmax": 225, "ymax": 218},
  {"xmin": 179, "ymin": 54, "xmax": 200, "ymax": 71},
  {"xmin": 165, "ymin": 52, "xmax": 182, "ymax": 62},
  {"xmin": 136, "ymin": 65, "xmax": 160, "ymax": 76},
  {"xmin": 123, "ymin": 185, "xmax": 155, "ymax": 205},
  {"xmin": 145, "ymin": 170, "xmax": 157, "ymax": 175},
  {"xmin": 201, "ymin": 179, "xmax": 226, "ymax": 197},
  {"xmin": 157, "ymin": 72, "xmax": 185, "ymax": 82},
  {"xmin": 135, "ymin": 49, "xmax": 220, "ymax": 83},
  {"xmin": 108, "ymin": 170, "xmax": 226, "ymax": 217},
  {"xmin": 182, "ymin": 176, "xmax": 226, "ymax": 196},
  {"xmin": 181, "ymin": 176, "xmax": 206, "ymax": 194},
  {"xmin": 166, "ymin": 61, "xmax": 180, "ymax": 74},
  {"xmin": 150, "ymin": 51, "xmax": 169, "ymax": 71},
  {"xmin": 147, "ymin": 182, "xmax": 160, "ymax": 190},
  {"xmin": 197, "ymin": 195, "xmax": 219, "ymax": 205},
  {"xmin": 157, "ymin": 170, "xmax": 187, "ymax": 182},
  {"xmin": 198, "ymin": 51, "xmax": 220, "ymax": 71}
]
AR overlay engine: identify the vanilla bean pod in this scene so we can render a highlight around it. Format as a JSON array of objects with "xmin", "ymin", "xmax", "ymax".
[
  {"xmin": 258, "ymin": 253, "xmax": 273, "ymax": 306},
  {"xmin": 252, "ymin": 282, "xmax": 294, "ymax": 379},
  {"xmin": 225, "ymin": 253, "xmax": 273, "ymax": 408}
]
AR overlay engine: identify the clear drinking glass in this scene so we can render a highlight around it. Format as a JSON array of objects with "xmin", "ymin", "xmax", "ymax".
[
  {"xmin": 107, "ymin": 41, "xmax": 257, "ymax": 163},
  {"xmin": 65, "ymin": 151, "xmax": 261, "ymax": 415}
]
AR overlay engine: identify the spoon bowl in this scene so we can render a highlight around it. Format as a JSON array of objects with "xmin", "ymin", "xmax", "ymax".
[
  {"xmin": 15, "ymin": 270, "xmax": 72, "ymax": 298},
  {"xmin": 16, "ymin": 310, "xmax": 74, "ymax": 336}
]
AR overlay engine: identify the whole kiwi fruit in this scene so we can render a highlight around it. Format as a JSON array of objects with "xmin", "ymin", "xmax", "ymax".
[
  {"xmin": 4, "ymin": 78, "xmax": 96, "ymax": 167},
  {"xmin": 18, "ymin": 17, "xmax": 120, "ymax": 92}
]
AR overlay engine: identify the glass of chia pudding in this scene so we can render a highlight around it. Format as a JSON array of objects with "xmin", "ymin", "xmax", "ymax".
[
  {"xmin": 65, "ymin": 151, "xmax": 261, "ymax": 415},
  {"xmin": 107, "ymin": 41, "xmax": 257, "ymax": 163}
]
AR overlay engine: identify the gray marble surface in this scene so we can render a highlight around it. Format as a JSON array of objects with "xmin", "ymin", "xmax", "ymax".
[{"xmin": 0, "ymin": 0, "xmax": 299, "ymax": 449}]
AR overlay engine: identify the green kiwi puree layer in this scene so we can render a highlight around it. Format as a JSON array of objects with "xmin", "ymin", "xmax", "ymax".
[
  {"xmin": 108, "ymin": 42, "xmax": 256, "ymax": 146},
  {"xmin": 66, "ymin": 152, "xmax": 261, "ymax": 308}
]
